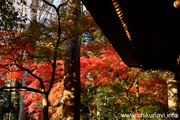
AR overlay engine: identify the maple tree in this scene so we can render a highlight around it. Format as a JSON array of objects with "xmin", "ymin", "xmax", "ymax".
[
  {"xmin": 21, "ymin": 61, "xmax": 64, "ymax": 119},
  {"xmin": 80, "ymin": 41, "xmax": 169, "ymax": 119},
  {"xmin": 1, "ymin": 25, "xmax": 169, "ymax": 120},
  {"xmin": 0, "ymin": 0, "xmax": 67, "ymax": 119},
  {"xmin": 0, "ymin": 0, "xmax": 95, "ymax": 119},
  {"xmin": 0, "ymin": 1, "xmax": 174, "ymax": 120}
]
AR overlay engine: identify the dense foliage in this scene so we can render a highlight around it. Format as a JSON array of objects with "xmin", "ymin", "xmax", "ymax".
[{"xmin": 0, "ymin": 0, "xmax": 172, "ymax": 119}]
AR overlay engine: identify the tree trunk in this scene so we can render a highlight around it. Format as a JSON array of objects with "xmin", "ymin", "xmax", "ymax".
[
  {"xmin": 63, "ymin": 0, "xmax": 81, "ymax": 119},
  {"xmin": 18, "ymin": 93, "xmax": 30, "ymax": 120},
  {"xmin": 18, "ymin": 1, "xmax": 38, "ymax": 120},
  {"xmin": 30, "ymin": 0, "xmax": 38, "ymax": 22},
  {"xmin": 42, "ymin": 93, "xmax": 49, "ymax": 120}
]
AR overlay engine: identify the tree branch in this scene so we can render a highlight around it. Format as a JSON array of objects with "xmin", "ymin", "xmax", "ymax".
[
  {"xmin": 57, "ymin": 0, "xmax": 70, "ymax": 11},
  {"xmin": 46, "ymin": 0, "xmax": 70, "ymax": 94},
  {"xmin": 47, "ymin": 7, "xmax": 61, "ymax": 94},
  {"xmin": 127, "ymin": 79, "xmax": 135, "ymax": 91},
  {"xmin": 16, "ymin": 64, "xmax": 45, "ymax": 90},
  {"xmin": 59, "ymin": 32, "xmax": 82, "ymax": 45},
  {"xmin": 0, "ymin": 86, "xmax": 44, "ymax": 94},
  {"xmin": 42, "ymin": 0, "xmax": 56, "ymax": 10}
]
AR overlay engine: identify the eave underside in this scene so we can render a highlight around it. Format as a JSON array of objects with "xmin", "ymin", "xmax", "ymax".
[{"xmin": 82, "ymin": 0, "xmax": 180, "ymax": 71}]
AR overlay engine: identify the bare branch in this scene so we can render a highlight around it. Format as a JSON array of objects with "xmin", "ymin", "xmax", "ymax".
[
  {"xmin": 0, "ymin": 86, "xmax": 45, "ymax": 94},
  {"xmin": 16, "ymin": 64, "xmax": 45, "ymax": 90},
  {"xmin": 57, "ymin": 0, "xmax": 70, "ymax": 11},
  {"xmin": 0, "ymin": 64, "xmax": 14, "ymax": 67},
  {"xmin": 42, "ymin": 0, "xmax": 56, "ymax": 10},
  {"xmin": 59, "ymin": 27, "xmax": 92, "ymax": 45},
  {"xmin": 127, "ymin": 79, "xmax": 135, "ymax": 91},
  {"xmin": 59, "ymin": 31, "xmax": 84, "ymax": 45}
]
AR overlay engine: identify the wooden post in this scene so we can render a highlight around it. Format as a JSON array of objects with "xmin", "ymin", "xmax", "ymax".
[
  {"xmin": 167, "ymin": 79, "xmax": 179, "ymax": 113},
  {"xmin": 167, "ymin": 54, "xmax": 180, "ymax": 119}
]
